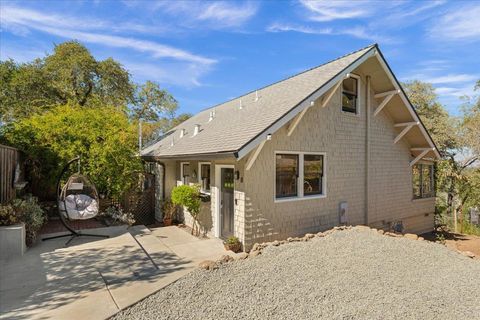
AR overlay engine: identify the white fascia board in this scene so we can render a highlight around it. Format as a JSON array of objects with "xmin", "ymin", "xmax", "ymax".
[
  {"xmin": 373, "ymin": 53, "xmax": 441, "ymax": 160},
  {"xmin": 236, "ymin": 47, "xmax": 377, "ymax": 160}
]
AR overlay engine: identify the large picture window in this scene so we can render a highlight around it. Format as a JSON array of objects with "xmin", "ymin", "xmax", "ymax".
[
  {"xmin": 198, "ymin": 162, "xmax": 211, "ymax": 193},
  {"xmin": 342, "ymin": 75, "xmax": 359, "ymax": 114},
  {"xmin": 412, "ymin": 163, "xmax": 434, "ymax": 199},
  {"xmin": 275, "ymin": 152, "xmax": 325, "ymax": 201},
  {"xmin": 275, "ymin": 154, "xmax": 298, "ymax": 198}
]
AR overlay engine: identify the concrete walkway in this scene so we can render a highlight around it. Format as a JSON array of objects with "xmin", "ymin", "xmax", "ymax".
[{"xmin": 0, "ymin": 225, "xmax": 235, "ymax": 320}]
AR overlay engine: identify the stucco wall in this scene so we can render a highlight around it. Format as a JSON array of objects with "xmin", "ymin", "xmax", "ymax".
[{"xmin": 242, "ymin": 70, "xmax": 435, "ymax": 249}]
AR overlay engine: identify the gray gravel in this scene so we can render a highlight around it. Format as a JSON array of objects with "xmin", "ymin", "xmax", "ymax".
[{"xmin": 112, "ymin": 229, "xmax": 480, "ymax": 320}]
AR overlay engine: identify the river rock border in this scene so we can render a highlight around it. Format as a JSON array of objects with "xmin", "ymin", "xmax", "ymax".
[{"xmin": 199, "ymin": 225, "xmax": 476, "ymax": 270}]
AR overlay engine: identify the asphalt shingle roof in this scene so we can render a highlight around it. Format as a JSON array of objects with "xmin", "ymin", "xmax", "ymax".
[{"xmin": 141, "ymin": 44, "xmax": 375, "ymax": 158}]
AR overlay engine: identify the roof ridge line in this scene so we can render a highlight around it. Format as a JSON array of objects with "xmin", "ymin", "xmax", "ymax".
[{"xmin": 198, "ymin": 43, "xmax": 377, "ymax": 113}]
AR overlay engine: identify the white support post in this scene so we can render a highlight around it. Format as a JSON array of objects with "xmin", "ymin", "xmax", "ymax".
[
  {"xmin": 409, "ymin": 148, "xmax": 432, "ymax": 167},
  {"xmin": 321, "ymin": 80, "xmax": 342, "ymax": 108},
  {"xmin": 374, "ymin": 89, "xmax": 400, "ymax": 99},
  {"xmin": 245, "ymin": 140, "xmax": 266, "ymax": 170},
  {"xmin": 373, "ymin": 92, "xmax": 396, "ymax": 117},
  {"xmin": 394, "ymin": 124, "xmax": 414, "ymax": 144},
  {"xmin": 287, "ymin": 106, "xmax": 310, "ymax": 136}
]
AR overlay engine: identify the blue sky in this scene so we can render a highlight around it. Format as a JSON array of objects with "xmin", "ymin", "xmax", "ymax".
[{"xmin": 1, "ymin": 0, "xmax": 479, "ymax": 116}]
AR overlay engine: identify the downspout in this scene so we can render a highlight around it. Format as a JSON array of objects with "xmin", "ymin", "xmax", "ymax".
[{"xmin": 365, "ymin": 75, "xmax": 371, "ymax": 225}]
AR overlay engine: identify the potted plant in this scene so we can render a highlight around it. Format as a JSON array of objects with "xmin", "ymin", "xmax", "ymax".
[
  {"xmin": 224, "ymin": 236, "xmax": 242, "ymax": 253},
  {"xmin": 0, "ymin": 202, "xmax": 26, "ymax": 259},
  {"xmin": 162, "ymin": 199, "xmax": 177, "ymax": 226}
]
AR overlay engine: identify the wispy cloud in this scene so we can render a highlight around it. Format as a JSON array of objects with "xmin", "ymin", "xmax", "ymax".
[
  {"xmin": 123, "ymin": 61, "xmax": 212, "ymax": 87},
  {"xmin": 143, "ymin": 1, "xmax": 259, "ymax": 29},
  {"xmin": 403, "ymin": 73, "xmax": 478, "ymax": 85},
  {"xmin": 0, "ymin": 6, "xmax": 163, "ymax": 35},
  {"xmin": 299, "ymin": 0, "xmax": 374, "ymax": 22},
  {"xmin": 267, "ymin": 22, "xmax": 391, "ymax": 43},
  {"xmin": 429, "ymin": 3, "xmax": 480, "ymax": 41},
  {"xmin": 0, "ymin": 5, "xmax": 216, "ymax": 86}
]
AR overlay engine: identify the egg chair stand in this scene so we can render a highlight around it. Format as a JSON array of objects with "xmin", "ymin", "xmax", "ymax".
[{"xmin": 42, "ymin": 157, "xmax": 109, "ymax": 246}]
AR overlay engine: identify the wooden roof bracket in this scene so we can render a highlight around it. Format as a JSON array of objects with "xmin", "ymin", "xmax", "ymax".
[
  {"xmin": 373, "ymin": 89, "xmax": 400, "ymax": 117},
  {"xmin": 393, "ymin": 121, "xmax": 419, "ymax": 144},
  {"xmin": 409, "ymin": 148, "xmax": 434, "ymax": 166}
]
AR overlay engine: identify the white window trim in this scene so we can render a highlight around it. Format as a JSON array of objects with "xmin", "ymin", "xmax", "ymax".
[
  {"xmin": 274, "ymin": 151, "xmax": 327, "ymax": 203},
  {"xmin": 341, "ymin": 73, "xmax": 361, "ymax": 116},
  {"xmin": 180, "ymin": 161, "xmax": 190, "ymax": 185},
  {"xmin": 198, "ymin": 162, "xmax": 211, "ymax": 194}
]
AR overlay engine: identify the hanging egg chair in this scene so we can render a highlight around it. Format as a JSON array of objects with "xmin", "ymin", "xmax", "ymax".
[{"xmin": 43, "ymin": 156, "xmax": 108, "ymax": 245}]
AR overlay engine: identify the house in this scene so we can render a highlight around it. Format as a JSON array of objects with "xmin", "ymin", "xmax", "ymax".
[{"xmin": 141, "ymin": 44, "xmax": 440, "ymax": 250}]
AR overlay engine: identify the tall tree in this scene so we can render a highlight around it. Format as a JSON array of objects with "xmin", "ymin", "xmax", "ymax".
[
  {"xmin": 404, "ymin": 80, "xmax": 480, "ymax": 231},
  {"xmin": 0, "ymin": 41, "xmax": 134, "ymax": 123},
  {"xmin": 403, "ymin": 80, "xmax": 458, "ymax": 154},
  {"xmin": 131, "ymin": 81, "xmax": 190, "ymax": 149}
]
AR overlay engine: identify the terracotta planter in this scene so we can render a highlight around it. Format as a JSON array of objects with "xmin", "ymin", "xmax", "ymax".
[
  {"xmin": 0, "ymin": 223, "xmax": 26, "ymax": 260},
  {"xmin": 224, "ymin": 242, "xmax": 242, "ymax": 253},
  {"xmin": 163, "ymin": 218, "xmax": 173, "ymax": 226}
]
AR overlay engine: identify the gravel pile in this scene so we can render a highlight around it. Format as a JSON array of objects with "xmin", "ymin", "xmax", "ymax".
[{"xmin": 112, "ymin": 228, "xmax": 480, "ymax": 320}]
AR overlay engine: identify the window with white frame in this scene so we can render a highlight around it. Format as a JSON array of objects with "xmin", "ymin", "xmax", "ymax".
[
  {"xmin": 412, "ymin": 163, "xmax": 434, "ymax": 199},
  {"xmin": 198, "ymin": 162, "xmax": 211, "ymax": 193},
  {"xmin": 275, "ymin": 152, "xmax": 325, "ymax": 200},
  {"xmin": 342, "ymin": 74, "xmax": 359, "ymax": 114},
  {"xmin": 180, "ymin": 162, "xmax": 190, "ymax": 185}
]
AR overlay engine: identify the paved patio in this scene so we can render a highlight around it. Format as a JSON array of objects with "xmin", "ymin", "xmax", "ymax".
[{"xmin": 0, "ymin": 225, "xmax": 235, "ymax": 320}]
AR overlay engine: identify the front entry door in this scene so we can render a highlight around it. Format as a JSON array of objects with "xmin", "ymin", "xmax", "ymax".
[{"xmin": 220, "ymin": 168, "xmax": 234, "ymax": 237}]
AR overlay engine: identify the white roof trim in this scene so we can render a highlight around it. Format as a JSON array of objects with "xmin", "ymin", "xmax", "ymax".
[{"xmin": 236, "ymin": 47, "xmax": 377, "ymax": 160}]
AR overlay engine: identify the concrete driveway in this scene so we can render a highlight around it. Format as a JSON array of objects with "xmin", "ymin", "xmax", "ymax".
[{"xmin": 0, "ymin": 225, "xmax": 235, "ymax": 320}]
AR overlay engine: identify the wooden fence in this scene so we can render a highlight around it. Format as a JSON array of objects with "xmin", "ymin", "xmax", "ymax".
[{"xmin": 0, "ymin": 144, "xmax": 20, "ymax": 204}]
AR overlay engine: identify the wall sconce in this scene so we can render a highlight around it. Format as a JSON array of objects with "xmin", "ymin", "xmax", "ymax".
[
  {"xmin": 192, "ymin": 169, "xmax": 197, "ymax": 179},
  {"xmin": 235, "ymin": 170, "xmax": 240, "ymax": 180}
]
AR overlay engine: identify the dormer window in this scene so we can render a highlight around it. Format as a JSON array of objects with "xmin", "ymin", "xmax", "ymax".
[{"xmin": 342, "ymin": 75, "xmax": 359, "ymax": 114}]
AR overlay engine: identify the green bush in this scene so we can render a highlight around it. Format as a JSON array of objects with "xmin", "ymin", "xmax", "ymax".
[
  {"xmin": 171, "ymin": 185, "xmax": 201, "ymax": 234},
  {"xmin": 1, "ymin": 104, "xmax": 142, "ymax": 198},
  {"xmin": 12, "ymin": 196, "xmax": 45, "ymax": 246},
  {"xmin": 0, "ymin": 204, "xmax": 20, "ymax": 226},
  {"xmin": 225, "ymin": 236, "xmax": 240, "ymax": 246}
]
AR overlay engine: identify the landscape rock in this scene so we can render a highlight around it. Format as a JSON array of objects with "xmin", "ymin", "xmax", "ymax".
[
  {"xmin": 249, "ymin": 250, "xmax": 261, "ymax": 257},
  {"xmin": 218, "ymin": 255, "xmax": 234, "ymax": 264},
  {"xmin": 305, "ymin": 233, "xmax": 315, "ymax": 239},
  {"xmin": 404, "ymin": 233, "xmax": 419, "ymax": 240},
  {"xmin": 354, "ymin": 225, "xmax": 371, "ymax": 232},
  {"xmin": 198, "ymin": 260, "xmax": 217, "ymax": 271},
  {"xmin": 236, "ymin": 252, "xmax": 249, "ymax": 260},
  {"xmin": 316, "ymin": 232, "xmax": 325, "ymax": 237},
  {"xmin": 461, "ymin": 251, "xmax": 475, "ymax": 259},
  {"xmin": 377, "ymin": 230, "xmax": 385, "ymax": 235},
  {"xmin": 272, "ymin": 240, "xmax": 280, "ymax": 246}
]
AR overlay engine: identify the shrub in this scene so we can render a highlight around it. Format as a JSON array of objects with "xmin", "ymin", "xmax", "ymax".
[
  {"xmin": 1, "ymin": 104, "xmax": 142, "ymax": 199},
  {"xmin": 162, "ymin": 198, "xmax": 177, "ymax": 222},
  {"xmin": 0, "ymin": 204, "xmax": 20, "ymax": 226},
  {"xmin": 12, "ymin": 196, "xmax": 45, "ymax": 246},
  {"xmin": 171, "ymin": 185, "xmax": 201, "ymax": 235}
]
